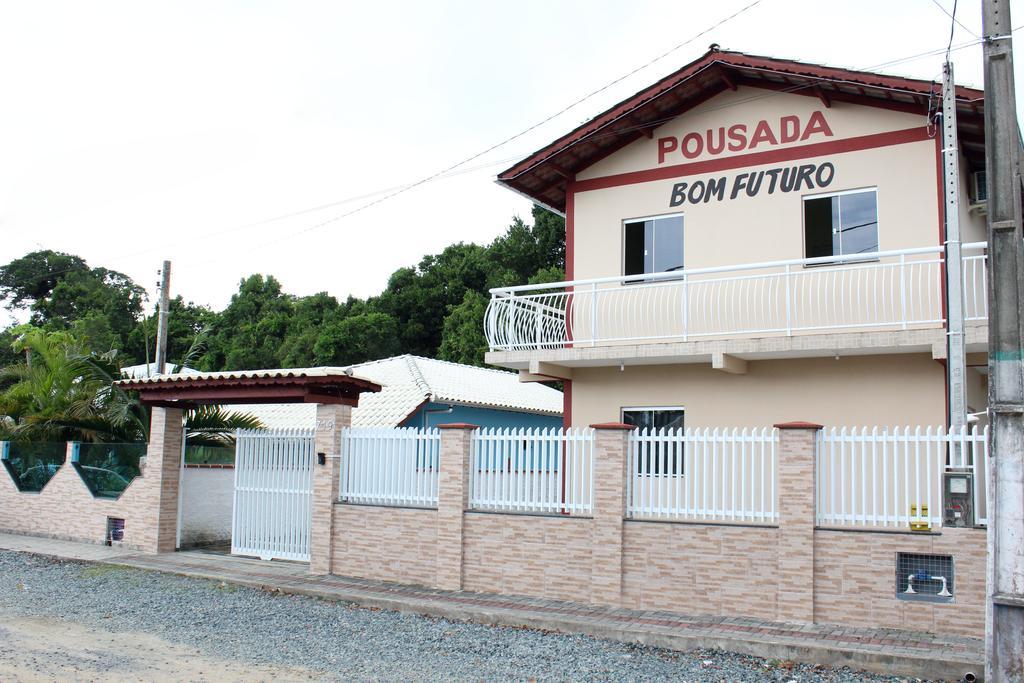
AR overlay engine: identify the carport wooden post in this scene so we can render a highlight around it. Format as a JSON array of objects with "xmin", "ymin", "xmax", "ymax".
[
  {"xmin": 145, "ymin": 406, "xmax": 185, "ymax": 553},
  {"xmin": 310, "ymin": 403, "xmax": 352, "ymax": 575}
]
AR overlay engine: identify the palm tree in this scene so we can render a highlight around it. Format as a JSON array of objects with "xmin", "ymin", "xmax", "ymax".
[
  {"xmin": 0, "ymin": 326, "xmax": 264, "ymax": 444},
  {"xmin": 0, "ymin": 326, "xmax": 109, "ymax": 442}
]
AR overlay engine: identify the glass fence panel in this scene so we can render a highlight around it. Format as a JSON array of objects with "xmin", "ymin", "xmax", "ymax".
[
  {"xmin": 2, "ymin": 442, "xmax": 67, "ymax": 492},
  {"xmin": 75, "ymin": 443, "xmax": 147, "ymax": 499},
  {"xmin": 184, "ymin": 445, "xmax": 235, "ymax": 465}
]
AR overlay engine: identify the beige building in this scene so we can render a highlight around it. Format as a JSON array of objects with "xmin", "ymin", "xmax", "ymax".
[{"xmin": 487, "ymin": 48, "xmax": 989, "ymax": 431}]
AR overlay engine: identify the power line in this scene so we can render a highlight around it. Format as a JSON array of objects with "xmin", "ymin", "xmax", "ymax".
[
  {"xmin": 3, "ymin": 23, "xmax": 1001, "ymax": 288},
  {"xmin": 118, "ymin": 151, "xmax": 532, "ymax": 262},
  {"xmin": 152, "ymin": 33, "xmax": 989, "ymax": 273},
  {"xmin": 945, "ymin": 0, "xmax": 961, "ymax": 56},
  {"xmin": 181, "ymin": 1, "xmax": 767, "ymax": 267},
  {"xmin": 56, "ymin": 20, "xmax": 992, "ymax": 279},
  {"xmin": 931, "ymin": 0, "xmax": 978, "ymax": 40},
  {"xmin": 221, "ymin": 37, "xmax": 988, "ymax": 264}
]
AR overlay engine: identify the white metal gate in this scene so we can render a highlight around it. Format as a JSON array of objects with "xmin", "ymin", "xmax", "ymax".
[{"xmin": 231, "ymin": 428, "xmax": 315, "ymax": 562}]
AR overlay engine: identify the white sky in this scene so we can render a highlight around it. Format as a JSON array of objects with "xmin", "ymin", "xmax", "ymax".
[{"xmin": 1, "ymin": 0, "xmax": 1022, "ymax": 325}]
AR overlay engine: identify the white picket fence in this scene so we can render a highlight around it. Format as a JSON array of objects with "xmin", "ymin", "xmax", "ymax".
[
  {"xmin": 333, "ymin": 423, "xmax": 991, "ymax": 530},
  {"xmin": 816, "ymin": 425, "xmax": 990, "ymax": 528},
  {"xmin": 470, "ymin": 427, "xmax": 594, "ymax": 515},
  {"xmin": 626, "ymin": 428, "xmax": 778, "ymax": 523},
  {"xmin": 232, "ymin": 428, "xmax": 315, "ymax": 562},
  {"xmin": 339, "ymin": 427, "xmax": 441, "ymax": 508}
]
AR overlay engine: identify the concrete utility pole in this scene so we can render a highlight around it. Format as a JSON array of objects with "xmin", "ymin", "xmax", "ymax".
[
  {"xmin": 943, "ymin": 60, "xmax": 968, "ymax": 459},
  {"xmin": 982, "ymin": 0, "xmax": 1024, "ymax": 680},
  {"xmin": 154, "ymin": 260, "xmax": 171, "ymax": 376}
]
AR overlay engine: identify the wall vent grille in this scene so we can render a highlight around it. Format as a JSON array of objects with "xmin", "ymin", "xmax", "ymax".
[{"xmin": 896, "ymin": 553, "xmax": 954, "ymax": 603}]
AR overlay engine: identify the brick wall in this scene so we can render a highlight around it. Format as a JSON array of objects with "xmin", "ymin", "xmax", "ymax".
[
  {"xmin": 0, "ymin": 449, "xmax": 156, "ymax": 548},
  {"xmin": 463, "ymin": 512, "xmax": 593, "ymax": 603},
  {"xmin": 330, "ymin": 504, "xmax": 439, "ymax": 587},
  {"xmin": 622, "ymin": 521, "xmax": 780, "ymax": 620},
  {"xmin": 813, "ymin": 527, "xmax": 986, "ymax": 637},
  {"xmin": 321, "ymin": 422, "xmax": 987, "ymax": 639},
  {"xmin": 0, "ymin": 408, "xmax": 183, "ymax": 552}
]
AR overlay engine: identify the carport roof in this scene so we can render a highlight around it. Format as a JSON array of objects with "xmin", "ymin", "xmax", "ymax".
[{"xmin": 115, "ymin": 367, "xmax": 381, "ymax": 407}]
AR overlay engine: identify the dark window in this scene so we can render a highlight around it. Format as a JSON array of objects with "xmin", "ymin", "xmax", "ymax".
[
  {"xmin": 804, "ymin": 189, "xmax": 878, "ymax": 261},
  {"xmin": 623, "ymin": 408, "xmax": 685, "ymax": 475},
  {"xmin": 624, "ymin": 215, "xmax": 684, "ymax": 279}
]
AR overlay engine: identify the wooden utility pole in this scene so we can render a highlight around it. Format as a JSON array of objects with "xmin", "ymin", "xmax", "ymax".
[
  {"xmin": 154, "ymin": 260, "xmax": 171, "ymax": 376},
  {"xmin": 982, "ymin": 0, "xmax": 1024, "ymax": 680}
]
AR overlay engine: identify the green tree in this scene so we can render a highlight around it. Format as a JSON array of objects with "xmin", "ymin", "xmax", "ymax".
[
  {"xmin": 279, "ymin": 292, "xmax": 343, "ymax": 367},
  {"xmin": 0, "ymin": 204, "xmax": 565, "ymax": 374},
  {"xmin": 0, "ymin": 250, "xmax": 88, "ymax": 309},
  {"xmin": 0, "ymin": 252, "xmax": 145, "ymax": 360},
  {"xmin": 0, "ymin": 327, "xmax": 26, "ymax": 370},
  {"xmin": 71, "ymin": 311, "xmax": 121, "ymax": 354},
  {"xmin": 437, "ymin": 290, "xmax": 490, "ymax": 366},
  {"xmin": 527, "ymin": 265, "xmax": 566, "ymax": 286},
  {"xmin": 530, "ymin": 204, "xmax": 566, "ymax": 272},
  {"xmin": 487, "ymin": 206, "xmax": 565, "ymax": 288},
  {"xmin": 126, "ymin": 296, "xmax": 216, "ymax": 367},
  {"xmin": 434, "ymin": 206, "xmax": 565, "ymax": 365},
  {"xmin": 374, "ymin": 242, "xmax": 490, "ymax": 357},
  {"xmin": 312, "ymin": 311, "xmax": 401, "ymax": 366},
  {"xmin": 32, "ymin": 268, "xmax": 144, "ymax": 339},
  {"xmin": 202, "ymin": 275, "xmax": 294, "ymax": 370}
]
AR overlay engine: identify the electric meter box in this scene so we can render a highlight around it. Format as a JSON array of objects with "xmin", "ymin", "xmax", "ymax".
[{"xmin": 943, "ymin": 472, "xmax": 974, "ymax": 527}]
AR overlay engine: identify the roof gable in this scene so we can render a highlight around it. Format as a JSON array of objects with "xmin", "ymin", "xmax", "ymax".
[
  {"xmin": 498, "ymin": 48, "xmax": 985, "ymax": 213},
  {"xmin": 574, "ymin": 84, "xmax": 927, "ymax": 182}
]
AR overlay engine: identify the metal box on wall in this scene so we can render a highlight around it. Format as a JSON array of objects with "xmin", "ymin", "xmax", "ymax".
[{"xmin": 943, "ymin": 471, "xmax": 974, "ymax": 527}]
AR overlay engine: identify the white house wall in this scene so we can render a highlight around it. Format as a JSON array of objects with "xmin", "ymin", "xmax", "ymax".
[{"xmin": 179, "ymin": 467, "xmax": 233, "ymax": 547}]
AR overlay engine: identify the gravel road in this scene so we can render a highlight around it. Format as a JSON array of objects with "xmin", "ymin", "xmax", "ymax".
[{"xmin": 0, "ymin": 551, "xmax": 935, "ymax": 682}]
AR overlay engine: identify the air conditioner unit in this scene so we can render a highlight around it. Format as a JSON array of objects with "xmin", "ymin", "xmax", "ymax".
[{"xmin": 972, "ymin": 170, "xmax": 988, "ymax": 203}]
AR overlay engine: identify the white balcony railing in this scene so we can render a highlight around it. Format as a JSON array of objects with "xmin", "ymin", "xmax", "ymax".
[{"xmin": 485, "ymin": 243, "xmax": 989, "ymax": 351}]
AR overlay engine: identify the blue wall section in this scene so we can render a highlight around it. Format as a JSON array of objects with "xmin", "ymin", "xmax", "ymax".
[{"xmin": 401, "ymin": 402, "xmax": 562, "ymax": 430}]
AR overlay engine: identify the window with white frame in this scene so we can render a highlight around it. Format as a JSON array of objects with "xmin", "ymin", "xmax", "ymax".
[
  {"xmin": 803, "ymin": 188, "xmax": 878, "ymax": 261},
  {"xmin": 622, "ymin": 407, "xmax": 684, "ymax": 475},
  {"xmin": 623, "ymin": 214, "xmax": 684, "ymax": 279}
]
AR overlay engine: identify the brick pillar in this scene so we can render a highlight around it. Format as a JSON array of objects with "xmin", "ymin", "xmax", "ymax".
[
  {"xmin": 310, "ymin": 403, "xmax": 352, "ymax": 575},
  {"xmin": 143, "ymin": 406, "xmax": 184, "ymax": 553},
  {"xmin": 774, "ymin": 421, "xmax": 822, "ymax": 624},
  {"xmin": 590, "ymin": 422, "xmax": 634, "ymax": 607},
  {"xmin": 436, "ymin": 423, "xmax": 476, "ymax": 592}
]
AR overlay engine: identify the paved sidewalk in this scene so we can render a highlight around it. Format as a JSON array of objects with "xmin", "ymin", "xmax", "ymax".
[{"xmin": 0, "ymin": 533, "xmax": 983, "ymax": 681}]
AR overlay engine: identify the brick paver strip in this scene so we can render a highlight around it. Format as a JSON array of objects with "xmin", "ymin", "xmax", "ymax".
[{"xmin": 0, "ymin": 533, "xmax": 983, "ymax": 680}]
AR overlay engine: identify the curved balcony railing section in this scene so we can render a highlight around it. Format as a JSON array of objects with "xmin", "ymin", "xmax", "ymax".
[{"xmin": 485, "ymin": 243, "xmax": 990, "ymax": 351}]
